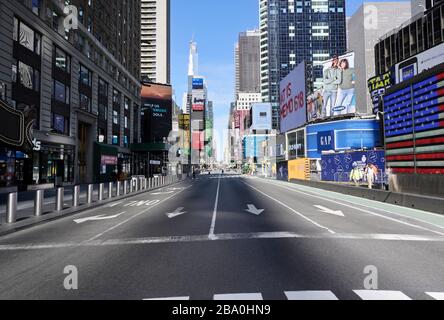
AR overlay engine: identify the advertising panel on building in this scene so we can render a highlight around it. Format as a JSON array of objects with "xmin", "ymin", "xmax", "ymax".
[
  {"xmin": 250, "ymin": 103, "xmax": 272, "ymax": 131},
  {"xmin": 287, "ymin": 128, "xmax": 306, "ymax": 160},
  {"xmin": 279, "ymin": 62, "xmax": 306, "ymax": 133},
  {"xmin": 321, "ymin": 150, "xmax": 386, "ymax": 183},
  {"xmin": 276, "ymin": 161, "xmax": 288, "ymax": 181},
  {"xmin": 192, "ymin": 78, "xmax": 204, "ymax": 90},
  {"xmin": 368, "ymin": 71, "xmax": 393, "ymax": 114},
  {"xmin": 307, "ymin": 52, "xmax": 356, "ymax": 122},
  {"xmin": 317, "ymin": 130, "xmax": 335, "ymax": 153},
  {"xmin": 394, "ymin": 43, "xmax": 444, "ymax": 84},
  {"xmin": 141, "ymin": 83, "xmax": 173, "ymax": 143},
  {"xmin": 179, "ymin": 114, "xmax": 191, "ymax": 156},
  {"xmin": 243, "ymin": 135, "xmax": 268, "ymax": 158},
  {"xmin": 192, "ymin": 90, "xmax": 205, "ymax": 112}
]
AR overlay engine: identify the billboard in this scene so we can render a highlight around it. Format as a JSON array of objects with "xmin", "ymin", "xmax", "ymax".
[
  {"xmin": 192, "ymin": 78, "xmax": 204, "ymax": 90},
  {"xmin": 368, "ymin": 71, "xmax": 393, "ymax": 114},
  {"xmin": 395, "ymin": 42, "xmax": 444, "ymax": 84},
  {"xmin": 250, "ymin": 103, "xmax": 272, "ymax": 131},
  {"xmin": 321, "ymin": 150, "xmax": 385, "ymax": 183},
  {"xmin": 286, "ymin": 128, "xmax": 306, "ymax": 160},
  {"xmin": 317, "ymin": 130, "xmax": 335, "ymax": 153},
  {"xmin": 179, "ymin": 114, "xmax": 191, "ymax": 156},
  {"xmin": 243, "ymin": 135, "xmax": 268, "ymax": 158},
  {"xmin": 141, "ymin": 83, "xmax": 173, "ymax": 143},
  {"xmin": 192, "ymin": 90, "xmax": 205, "ymax": 112},
  {"xmin": 279, "ymin": 62, "xmax": 306, "ymax": 133},
  {"xmin": 307, "ymin": 52, "xmax": 356, "ymax": 122}
]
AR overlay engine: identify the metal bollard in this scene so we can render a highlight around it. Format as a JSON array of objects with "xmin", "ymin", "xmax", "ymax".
[
  {"xmin": 148, "ymin": 178, "xmax": 152, "ymax": 189},
  {"xmin": 117, "ymin": 181, "xmax": 121, "ymax": 197},
  {"xmin": 144, "ymin": 178, "xmax": 147, "ymax": 190},
  {"xmin": 56, "ymin": 187, "xmax": 64, "ymax": 211},
  {"xmin": 108, "ymin": 182, "xmax": 113, "ymax": 198},
  {"xmin": 87, "ymin": 184, "xmax": 94, "ymax": 204},
  {"xmin": 34, "ymin": 189, "xmax": 44, "ymax": 217},
  {"xmin": 73, "ymin": 185, "xmax": 80, "ymax": 207},
  {"xmin": 99, "ymin": 183, "xmax": 104, "ymax": 201},
  {"xmin": 130, "ymin": 179, "xmax": 134, "ymax": 193},
  {"xmin": 124, "ymin": 180, "xmax": 128, "ymax": 195},
  {"xmin": 6, "ymin": 192, "xmax": 17, "ymax": 224}
]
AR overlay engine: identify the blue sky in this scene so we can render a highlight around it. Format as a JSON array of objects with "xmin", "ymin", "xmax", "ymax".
[{"xmin": 171, "ymin": 0, "xmax": 408, "ymax": 160}]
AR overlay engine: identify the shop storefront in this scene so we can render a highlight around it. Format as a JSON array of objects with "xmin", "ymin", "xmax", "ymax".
[{"xmin": 94, "ymin": 143, "xmax": 118, "ymax": 183}]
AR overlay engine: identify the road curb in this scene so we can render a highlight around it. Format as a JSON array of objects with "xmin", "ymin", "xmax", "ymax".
[{"xmin": 0, "ymin": 179, "xmax": 188, "ymax": 238}]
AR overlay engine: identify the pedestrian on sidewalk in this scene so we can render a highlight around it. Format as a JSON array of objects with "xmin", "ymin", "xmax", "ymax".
[
  {"xmin": 349, "ymin": 162, "xmax": 361, "ymax": 187},
  {"xmin": 365, "ymin": 164, "xmax": 377, "ymax": 190}
]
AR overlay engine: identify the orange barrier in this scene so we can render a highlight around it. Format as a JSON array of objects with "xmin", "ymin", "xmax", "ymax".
[{"xmin": 288, "ymin": 158, "xmax": 310, "ymax": 181}]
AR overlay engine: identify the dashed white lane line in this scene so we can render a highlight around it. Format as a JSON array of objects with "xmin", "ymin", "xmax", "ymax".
[
  {"xmin": 255, "ymin": 179, "xmax": 444, "ymax": 237},
  {"xmin": 82, "ymin": 185, "xmax": 193, "ymax": 243},
  {"xmin": 285, "ymin": 291, "xmax": 339, "ymax": 300},
  {"xmin": 213, "ymin": 293, "xmax": 263, "ymax": 300},
  {"xmin": 426, "ymin": 292, "xmax": 444, "ymax": 300},
  {"xmin": 354, "ymin": 290, "xmax": 412, "ymax": 300},
  {"xmin": 144, "ymin": 296, "xmax": 190, "ymax": 301},
  {"xmin": 208, "ymin": 175, "xmax": 222, "ymax": 240},
  {"xmin": 242, "ymin": 181, "xmax": 335, "ymax": 234}
]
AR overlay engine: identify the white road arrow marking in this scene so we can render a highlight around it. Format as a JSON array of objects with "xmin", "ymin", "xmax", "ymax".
[
  {"xmin": 314, "ymin": 205, "xmax": 345, "ymax": 217},
  {"xmin": 151, "ymin": 191, "xmax": 175, "ymax": 195},
  {"xmin": 245, "ymin": 204, "xmax": 264, "ymax": 216},
  {"xmin": 74, "ymin": 212, "xmax": 125, "ymax": 224},
  {"xmin": 166, "ymin": 207, "xmax": 187, "ymax": 219},
  {"xmin": 109, "ymin": 202, "xmax": 123, "ymax": 208}
]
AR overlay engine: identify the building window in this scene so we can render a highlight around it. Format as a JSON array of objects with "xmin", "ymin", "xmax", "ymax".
[
  {"xmin": 32, "ymin": 0, "xmax": 40, "ymax": 15},
  {"xmin": 53, "ymin": 80, "xmax": 70, "ymax": 104},
  {"xmin": 54, "ymin": 46, "xmax": 70, "ymax": 72},
  {"xmin": 79, "ymin": 93, "xmax": 91, "ymax": 112},
  {"xmin": 13, "ymin": 61, "xmax": 40, "ymax": 92},
  {"xmin": 112, "ymin": 135, "xmax": 119, "ymax": 145},
  {"xmin": 113, "ymin": 110, "xmax": 119, "ymax": 125},
  {"xmin": 13, "ymin": 17, "xmax": 41, "ymax": 55},
  {"xmin": 98, "ymin": 78, "xmax": 108, "ymax": 96},
  {"xmin": 98, "ymin": 103, "xmax": 107, "ymax": 121},
  {"xmin": 79, "ymin": 64, "xmax": 92, "ymax": 86},
  {"xmin": 52, "ymin": 113, "xmax": 69, "ymax": 135}
]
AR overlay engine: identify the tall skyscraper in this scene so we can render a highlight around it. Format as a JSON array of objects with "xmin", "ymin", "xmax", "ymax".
[
  {"xmin": 141, "ymin": 0, "xmax": 170, "ymax": 84},
  {"xmin": 236, "ymin": 30, "xmax": 261, "ymax": 93},
  {"xmin": 348, "ymin": 2, "xmax": 411, "ymax": 114},
  {"xmin": 260, "ymin": 0, "xmax": 347, "ymax": 127}
]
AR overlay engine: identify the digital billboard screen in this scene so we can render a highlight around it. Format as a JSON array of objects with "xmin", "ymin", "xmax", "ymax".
[
  {"xmin": 192, "ymin": 90, "xmax": 205, "ymax": 112},
  {"xmin": 307, "ymin": 52, "xmax": 356, "ymax": 122},
  {"xmin": 250, "ymin": 103, "xmax": 272, "ymax": 131},
  {"xmin": 368, "ymin": 71, "xmax": 393, "ymax": 114},
  {"xmin": 141, "ymin": 83, "xmax": 173, "ymax": 143},
  {"xmin": 192, "ymin": 78, "xmax": 204, "ymax": 90},
  {"xmin": 279, "ymin": 62, "xmax": 306, "ymax": 133}
]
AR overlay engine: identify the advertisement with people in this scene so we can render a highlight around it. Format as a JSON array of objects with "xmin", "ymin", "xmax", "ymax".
[
  {"xmin": 321, "ymin": 150, "xmax": 385, "ymax": 185},
  {"xmin": 279, "ymin": 62, "xmax": 306, "ymax": 133},
  {"xmin": 307, "ymin": 52, "xmax": 356, "ymax": 122}
]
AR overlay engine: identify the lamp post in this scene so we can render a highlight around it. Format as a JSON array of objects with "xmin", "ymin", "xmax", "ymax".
[{"xmin": 376, "ymin": 111, "xmax": 388, "ymax": 189}]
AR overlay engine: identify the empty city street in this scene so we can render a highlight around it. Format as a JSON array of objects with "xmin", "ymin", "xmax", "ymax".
[{"xmin": 1, "ymin": 174, "xmax": 444, "ymax": 300}]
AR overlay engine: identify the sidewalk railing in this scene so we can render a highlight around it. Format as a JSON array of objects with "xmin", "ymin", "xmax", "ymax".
[{"xmin": 2, "ymin": 174, "xmax": 184, "ymax": 225}]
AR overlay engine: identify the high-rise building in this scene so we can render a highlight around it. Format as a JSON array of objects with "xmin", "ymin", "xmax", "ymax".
[
  {"xmin": 0, "ymin": 0, "xmax": 141, "ymax": 191},
  {"xmin": 348, "ymin": 2, "xmax": 411, "ymax": 114},
  {"xmin": 260, "ymin": 0, "xmax": 347, "ymax": 130},
  {"xmin": 141, "ymin": 0, "xmax": 170, "ymax": 84},
  {"xmin": 236, "ymin": 30, "xmax": 261, "ymax": 94}
]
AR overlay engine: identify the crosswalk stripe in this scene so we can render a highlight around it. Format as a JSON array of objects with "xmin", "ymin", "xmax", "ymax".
[
  {"xmin": 144, "ymin": 296, "xmax": 190, "ymax": 301},
  {"xmin": 213, "ymin": 293, "xmax": 263, "ymax": 300},
  {"xmin": 426, "ymin": 292, "xmax": 444, "ymax": 300},
  {"xmin": 354, "ymin": 290, "xmax": 412, "ymax": 300},
  {"xmin": 285, "ymin": 291, "xmax": 339, "ymax": 300}
]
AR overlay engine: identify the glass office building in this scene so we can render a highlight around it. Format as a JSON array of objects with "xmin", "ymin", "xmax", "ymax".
[{"xmin": 260, "ymin": 0, "xmax": 347, "ymax": 130}]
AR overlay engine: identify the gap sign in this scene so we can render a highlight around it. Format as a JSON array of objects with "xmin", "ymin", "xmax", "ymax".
[{"xmin": 317, "ymin": 131, "xmax": 335, "ymax": 152}]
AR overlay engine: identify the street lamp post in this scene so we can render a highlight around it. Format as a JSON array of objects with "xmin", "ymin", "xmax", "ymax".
[{"xmin": 376, "ymin": 111, "xmax": 388, "ymax": 190}]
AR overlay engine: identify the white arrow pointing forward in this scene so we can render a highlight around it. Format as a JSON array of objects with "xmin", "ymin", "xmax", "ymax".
[
  {"xmin": 245, "ymin": 204, "xmax": 264, "ymax": 216},
  {"xmin": 74, "ymin": 212, "xmax": 125, "ymax": 224},
  {"xmin": 166, "ymin": 207, "xmax": 187, "ymax": 219},
  {"xmin": 314, "ymin": 205, "xmax": 345, "ymax": 217}
]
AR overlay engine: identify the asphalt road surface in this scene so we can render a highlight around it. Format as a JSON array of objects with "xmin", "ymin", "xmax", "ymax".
[{"xmin": 1, "ymin": 174, "xmax": 444, "ymax": 300}]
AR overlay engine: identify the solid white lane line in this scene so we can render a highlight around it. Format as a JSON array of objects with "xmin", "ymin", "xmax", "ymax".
[
  {"xmin": 354, "ymin": 290, "xmax": 412, "ymax": 300},
  {"xmin": 144, "ymin": 296, "xmax": 190, "ymax": 301},
  {"xmin": 83, "ymin": 185, "xmax": 193, "ymax": 243},
  {"xmin": 2, "ymin": 232, "xmax": 444, "ymax": 251},
  {"xmin": 256, "ymin": 179, "xmax": 444, "ymax": 236},
  {"xmin": 285, "ymin": 291, "xmax": 339, "ymax": 300},
  {"xmin": 208, "ymin": 175, "xmax": 222, "ymax": 239},
  {"xmin": 242, "ymin": 181, "xmax": 335, "ymax": 234},
  {"xmin": 213, "ymin": 293, "xmax": 263, "ymax": 300},
  {"xmin": 426, "ymin": 292, "xmax": 444, "ymax": 300}
]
